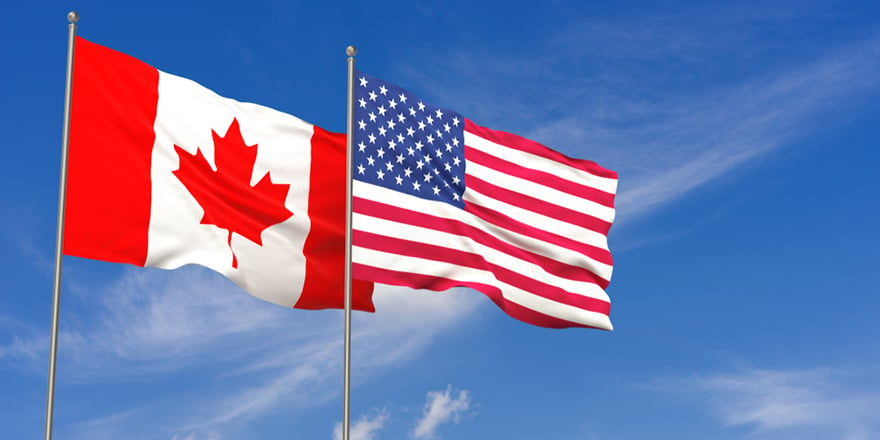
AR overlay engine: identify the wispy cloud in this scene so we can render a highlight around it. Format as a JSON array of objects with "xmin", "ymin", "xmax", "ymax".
[
  {"xmin": 393, "ymin": 13, "xmax": 880, "ymax": 227},
  {"xmin": 333, "ymin": 409, "xmax": 390, "ymax": 440},
  {"xmin": 651, "ymin": 365, "xmax": 880, "ymax": 440},
  {"xmin": 0, "ymin": 314, "xmax": 45, "ymax": 368},
  {"xmin": 30, "ymin": 266, "xmax": 483, "ymax": 439},
  {"xmin": 411, "ymin": 385, "xmax": 474, "ymax": 439}
]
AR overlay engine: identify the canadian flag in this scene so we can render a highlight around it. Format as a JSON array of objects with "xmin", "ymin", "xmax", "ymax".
[{"xmin": 65, "ymin": 37, "xmax": 374, "ymax": 311}]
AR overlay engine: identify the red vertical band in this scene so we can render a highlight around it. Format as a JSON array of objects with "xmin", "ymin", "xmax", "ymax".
[
  {"xmin": 297, "ymin": 127, "xmax": 375, "ymax": 311},
  {"xmin": 64, "ymin": 37, "xmax": 157, "ymax": 265}
]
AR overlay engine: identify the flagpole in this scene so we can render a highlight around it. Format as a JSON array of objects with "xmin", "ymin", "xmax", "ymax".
[
  {"xmin": 45, "ymin": 11, "xmax": 78, "ymax": 440},
  {"xmin": 342, "ymin": 44, "xmax": 357, "ymax": 440}
]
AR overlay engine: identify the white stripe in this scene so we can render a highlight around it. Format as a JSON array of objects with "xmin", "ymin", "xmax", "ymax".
[
  {"xmin": 464, "ymin": 130, "xmax": 618, "ymax": 195},
  {"xmin": 354, "ymin": 181, "xmax": 613, "ymax": 283},
  {"xmin": 354, "ymin": 212, "xmax": 611, "ymax": 301},
  {"xmin": 466, "ymin": 161, "xmax": 616, "ymax": 223},
  {"xmin": 353, "ymin": 246, "xmax": 612, "ymax": 330}
]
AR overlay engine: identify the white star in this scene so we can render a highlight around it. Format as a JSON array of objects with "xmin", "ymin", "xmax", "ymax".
[
  {"xmin": 357, "ymin": 164, "xmax": 365, "ymax": 174},
  {"xmin": 415, "ymin": 141, "xmax": 424, "ymax": 151},
  {"xmin": 416, "ymin": 160, "xmax": 425, "ymax": 169},
  {"xmin": 453, "ymin": 156, "xmax": 461, "ymax": 166},
  {"xmin": 407, "ymin": 146, "xmax": 415, "ymax": 156},
  {"xmin": 367, "ymin": 156, "xmax": 375, "ymax": 166},
  {"xmin": 368, "ymin": 133, "xmax": 377, "ymax": 144},
  {"xmin": 358, "ymin": 141, "xmax": 367, "ymax": 152},
  {"xmin": 444, "ymin": 162, "xmax": 452, "ymax": 171},
  {"xmin": 452, "ymin": 138, "xmax": 460, "ymax": 146},
  {"xmin": 452, "ymin": 176, "xmax": 461, "ymax": 185},
  {"xmin": 452, "ymin": 116, "xmax": 460, "ymax": 126},
  {"xmin": 388, "ymin": 99, "xmax": 397, "ymax": 109},
  {"xmin": 396, "ymin": 153, "xmax": 405, "ymax": 164},
  {"xmin": 376, "ymin": 169, "xmax": 385, "ymax": 180},
  {"xmin": 377, "ymin": 148, "xmax": 385, "ymax": 158},
  {"xmin": 435, "ymin": 109, "xmax": 444, "ymax": 119},
  {"xmin": 358, "ymin": 98, "xmax": 366, "ymax": 108},
  {"xmin": 406, "ymin": 127, "xmax": 415, "ymax": 137},
  {"xmin": 385, "ymin": 161, "xmax": 394, "ymax": 171},
  {"xmin": 423, "ymin": 172, "xmax": 433, "ymax": 182},
  {"xmin": 426, "ymin": 134, "xmax": 435, "ymax": 144},
  {"xmin": 404, "ymin": 167, "xmax": 413, "ymax": 177},
  {"xmin": 368, "ymin": 112, "xmax": 377, "ymax": 122},
  {"xmin": 426, "ymin": 115, "xmax": 434, "ymax": 125},
  {"xmin": 379, "ymin": 85, "xmax": 388, "ymax": 95},
  {"xmin": 387, "ymin": 119, "xmax": 397, "ymax": 130},
  {"xmin": 408, "ymin": 107, "xmax": 416, "ymax": 116},
  {"xmin": 417, "ymin": 102, "xmax": 426, "ymax": 111},
  {"xmin": 417, "ymin": 121, "xmax": 426, "ymax": 131},
  {"xmin": 359, "ymin": 76, "xmax": 368, "ymax": 87},
  {"xmin": 357, "ymin": 120, "xmax": 366, "ymax": 130},
  {"xmin": 445, "ymin": 142, "xmax": 452, "ymax": 152},
  {"xmin": 397, "ymin": 113, "xmax": 406, "ymax": 123},
  {"xmin": 378, "ymin": 126, "xmax": 387, "ymax": 136},
  {"xmin": 413, "ymin": 181, "xmax": 421, "ymax": 191},
  {"xmin": 396, "ymin": 133, "xmax": 405, "ymax": 143},
  {"xmin": 399, "ymin": 93, "xmax": 407, "ymax": 103},
  {"xmin": 443, "ymin": 123, "xmax": 451, "ymax": 133},
  {"xmin": 368, "ymin": 91, "xmax": 377, "ymax": 101},
  {"xmin": 432, "ymin": 186, "xmax": 441, "ymax": 195},
  {"xmin": 395, "ymin": 175, "xmax": 403, "ymax": 185},
  {"xmin": 387, "ymin": 139, "xmax": 396, "ymax": 150},
  {"xmin": 377, "ymin": 105, "xmax": 387, "ymax": 116},
  {"xmin": 435, "ymin": 129, "xmax": 443, "ymax": 139},
  {"xmin": 452, "ymin": 193, "xmax": 460, "ymax": 201},
  {"xmin": 435, "ymin": 149, "xmax": 443, "ymax": 159}
]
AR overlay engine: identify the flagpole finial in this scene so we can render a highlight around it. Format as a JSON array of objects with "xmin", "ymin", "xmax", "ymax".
[
  {"xmin": 346, "ymin": 45, "xmax": 357, "ymax": 57},
  {"xmin": 67, "ymin": 11, "xmax": 79, "ymax": 23}
]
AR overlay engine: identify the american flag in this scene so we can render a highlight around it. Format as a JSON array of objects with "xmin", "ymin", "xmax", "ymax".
[{"xmin": 351, "ymin": 70, "xmax": 618, "ymax": 329}]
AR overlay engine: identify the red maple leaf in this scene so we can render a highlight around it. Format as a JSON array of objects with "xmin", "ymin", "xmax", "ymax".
[{"xmin": 173, "ymin": 118, "xmax": 293, "ymax": 268}]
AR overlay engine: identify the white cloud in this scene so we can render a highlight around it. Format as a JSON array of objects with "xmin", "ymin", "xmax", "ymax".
[
  {"xmin": 0, "ymin": 315, "xmax": 44, "ymax": 366},
  {"xmin": 333, "ymin": 409, "xmax": 390, "ymax": 440},
  {"xmin": 33, "ymin": 266, "xmax": 483, "ymax": 439},
  {"xmin": 411, "ymin": 385, "xmax": 473, "ymax": 439},
  {"xmin": 652, "ymin": 366, "xmax": 880, "ymax": 440},
  {"xmin": 396, "ymin": 19, "xmax": 880, "ymax": 229}
]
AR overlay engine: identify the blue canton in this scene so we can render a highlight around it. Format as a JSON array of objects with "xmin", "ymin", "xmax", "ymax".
[{"xmin": 353, "ymin": 70, "xmax": 466, "ymax": 209}]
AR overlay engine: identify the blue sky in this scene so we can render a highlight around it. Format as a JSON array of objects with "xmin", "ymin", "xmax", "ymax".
[{"xmin": 2, "ymin": 1, "xmax": 879, "ymax": 439}]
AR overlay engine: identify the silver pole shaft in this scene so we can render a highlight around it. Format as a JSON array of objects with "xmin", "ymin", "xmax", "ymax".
[
  {"xmin": 45, "ymin": 11, "xmax": 79, "ymax": 440},
  {"xmin": 342, "ymin": 45, "xmax": 357, "ymax": 440}
]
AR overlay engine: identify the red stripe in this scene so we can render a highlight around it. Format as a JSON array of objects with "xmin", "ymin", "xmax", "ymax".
[
  {"xmin": 354, "ymin": 197, "xmax": 610, "ymax": 288},
  {"xmin": 465, "ymin": 174, "xmax": 613, "ymax": 235},
  {"xmin": 464, "ymin": 120, "xmax": 618, "ymax": 180},
  {"xmin": 352, "ymin": 264, "xmax": 607, "ymax": 329},
  {"xmin": 354, "ymin": 229, "xmax": 610, "ymax": 314},
  {"xmin": 63, "ymin": 37, "xmax": 156, "ymax": 265},
  {"xmin": 465, "ymin": 145, "xmax": 615, "ymax": 208},
  {"xmin": 465, "ymin": 202, "xmax": 612, "ymax": 266},
  {"xmin": 298, "ymin": 128, "xmax": 374, "ymax": 311}
]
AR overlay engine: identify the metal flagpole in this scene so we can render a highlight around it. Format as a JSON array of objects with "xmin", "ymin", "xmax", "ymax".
[
  {"xmin": 45, "ymin": 11, "xmax": 79, "ymax": 440},
  {"xmin": 342, "ymin": 44, "xmax": 357, "ymax": 440}
]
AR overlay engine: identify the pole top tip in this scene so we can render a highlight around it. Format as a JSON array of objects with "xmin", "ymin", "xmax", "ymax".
[
  {"xmin": 346, "ymin": 46, "xmax": 357, "ymax": 57},
  {"xmin": 67, "ymin": 11, "xmax": 79, "ymax": 24}
]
